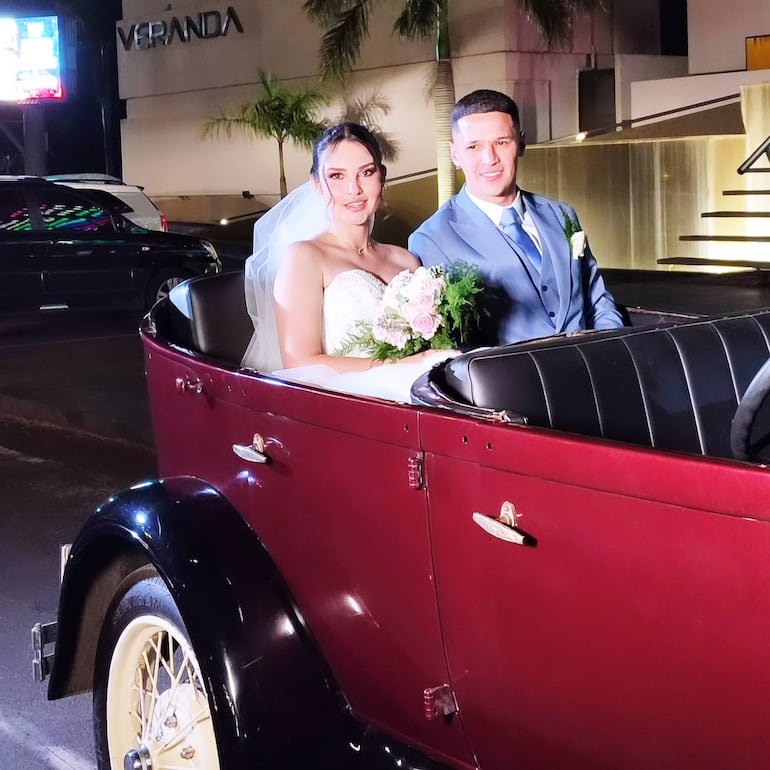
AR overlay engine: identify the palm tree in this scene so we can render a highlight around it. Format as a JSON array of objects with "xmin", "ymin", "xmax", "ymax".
[
  {"xmin": 201, "ymin": 70, "xmax": 328, "ymax": 198},
  {"xmin": 304, "ymin": 0, "xmax": 606, "ymax": 204},
  {"xmin": 337, "ymin": 90, "xmax": 400, "ymax": 162}
]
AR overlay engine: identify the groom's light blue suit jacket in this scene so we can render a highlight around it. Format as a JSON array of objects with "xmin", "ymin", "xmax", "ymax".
[{"xmin": 408, "ymin": 186, "xmax": 623, "ymax": 346}]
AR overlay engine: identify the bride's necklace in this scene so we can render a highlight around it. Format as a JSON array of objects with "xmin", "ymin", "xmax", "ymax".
[{"xmin": 334, "ymin": 231, "xmax": 373, "ymax": 256}]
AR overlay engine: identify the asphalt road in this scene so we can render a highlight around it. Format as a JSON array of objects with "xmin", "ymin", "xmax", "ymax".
[
  {"xmin": 0, "ymin": 307, "xmax": 156, "ymax": 768},
  {"xmin": 0, "ymin": 308, "xmax": 152, "ymax": 448},
  {"xmin": 0, "ymin": 418, "xmax": 156, "ymax": 768}
]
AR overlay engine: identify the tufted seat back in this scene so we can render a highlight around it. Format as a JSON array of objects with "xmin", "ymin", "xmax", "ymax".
[{"xmin": 444, "ymin": 309, "xmax": 770, "ymax": 458}]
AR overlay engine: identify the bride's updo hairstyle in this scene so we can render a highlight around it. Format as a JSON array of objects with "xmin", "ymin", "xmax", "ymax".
[{"xmin": 310, "ymin": 122, "xmax": 386, "ymax": 188}]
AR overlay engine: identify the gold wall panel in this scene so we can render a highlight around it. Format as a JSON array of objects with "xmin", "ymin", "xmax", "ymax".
[{"xmin": 518, "ymin": 135, "xmax": 747, "ymax": 271}]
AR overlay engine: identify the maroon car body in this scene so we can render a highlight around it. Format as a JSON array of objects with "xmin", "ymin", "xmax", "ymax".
[{"xmin": 37, "ymin": 271, "xmax": 770, "ymax": 769}]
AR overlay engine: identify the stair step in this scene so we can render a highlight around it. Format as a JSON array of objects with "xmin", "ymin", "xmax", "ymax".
[
  {"xmin": 702, "ymin": 210, "xmax": 770, "ymax": 218},
  {"xmin": 723, "ymin": 189, "xmax": 770, "ymax": 195},
  {"xmin": 660, "ymin": 256, "xmax": 770, "ymax": 269},
  {"xmin": 679, "ymin": 234, "xmax": 770, "ymax": 242}
]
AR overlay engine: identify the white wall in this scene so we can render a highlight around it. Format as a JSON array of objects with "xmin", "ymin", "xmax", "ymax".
[
  {"xmin": 630, "ymin": 68, "xmax": 770, "ymax": 125},
  {"xmin": 615, "ymin": 55, "xmax": 688, "ymax": 124},
  {"xmin": 688, "ymin": 0, "xmax": 770, "ymax": 74},
  {"xmin": 120, "ymin": 63, "xmax": 439, "ymax": 197}
]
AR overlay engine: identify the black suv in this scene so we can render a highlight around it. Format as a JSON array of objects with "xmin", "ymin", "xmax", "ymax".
[{"xmin": 0, "ymin": 178, "xmax": 221, "ymax": 311}]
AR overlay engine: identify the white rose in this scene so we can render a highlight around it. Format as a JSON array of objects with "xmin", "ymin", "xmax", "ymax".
[{"xmin": 570, "ymin": 231, "xmax": 586, "ymax": 260}]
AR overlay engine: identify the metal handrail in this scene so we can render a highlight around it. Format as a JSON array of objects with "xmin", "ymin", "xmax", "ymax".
[
  {"xmin": 738, "ymin": 135, "xmax": 770, "ymax": 174},
  {"xmin": 544, "ymin": 91, "xmax": 742, "ymax": 144}
]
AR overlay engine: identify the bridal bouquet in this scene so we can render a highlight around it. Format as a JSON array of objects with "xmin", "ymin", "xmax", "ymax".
[{"xmin": 337, "ymin": 263, "xmax": 483, "ymax": 361}]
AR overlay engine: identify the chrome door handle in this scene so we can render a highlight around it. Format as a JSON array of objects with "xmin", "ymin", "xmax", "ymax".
[
  {"xmin": 472, "ymin": 501, "xmax": 532, "ymax": 545},
  {"xmin": 175, "ymin": 376, "xmax": 203, "ymax": 395},
  {"xmin": 232, "ymin": 433, "xmax": 269, "ymax": 463}
]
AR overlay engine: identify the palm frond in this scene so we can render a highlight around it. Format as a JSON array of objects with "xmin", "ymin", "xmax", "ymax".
[
  {"xmin": 568, "ymin": 0, "xmax": 608, "ymax": 13},
  {"xmin": 372, "ymin": 131, "xmax": 401, "ymax": 163},
  {"xmin": 200, "ymin": 106, "xmax": 258, "ymax": 140},
  {"xmin": 318, "ymin": 1, "xmax": 372, "ymax": 80},
  {"xmin": 337, "ymin": 90, "xmax": 400, "ymax": 162},
  {"xmin": 393, "ymin": 0, "xmax": 441, "ymax": 41},
  {"xmin": 202, "ymin": 70, "xmax": 328, "ymax": 146},
  {"xmin": 303, "ymin": 0, "xmax": 356, "ymax": 25},
  {"xmin": 339, "ymin": 91, "xmax": 390, "ymax": 126},
  {"xmin": 258, "ymin": 69, "xmax": 277, "ymax": 98},
  {"xmin": 520, "ymin": 0, "xmax": 606, "ymax": 45}
]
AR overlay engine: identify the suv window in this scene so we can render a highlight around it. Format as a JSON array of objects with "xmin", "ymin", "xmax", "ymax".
[
  {"xmin": 38, "ymin": 191, "xmax": 114, "ymax": 233},
  {"xmin": 0, "ymin": 189, "xmax": 32, "ymax": 231}
]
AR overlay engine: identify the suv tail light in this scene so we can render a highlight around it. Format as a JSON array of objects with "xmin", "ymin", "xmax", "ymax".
[{"xmin": 160, "ymin": 214, "xmax": 168, "ymax": 232}]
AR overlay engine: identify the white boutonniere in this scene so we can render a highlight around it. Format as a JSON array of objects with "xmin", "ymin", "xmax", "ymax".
[
  {"xmin": 561, "ymin": 207, "xmax": 586, "ymax": 260},
  {"xmin": 570, "ymin": 230, "xmax": 586, "ymax": 260}
]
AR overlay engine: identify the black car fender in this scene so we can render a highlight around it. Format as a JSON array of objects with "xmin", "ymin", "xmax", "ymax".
[
  {"xmin": 49, "ymin": 476, "xmax": 450, "ymax": 769},
  {"xmin": 49, "ymin": 477, "xmax": 346, "ymax": 766}
]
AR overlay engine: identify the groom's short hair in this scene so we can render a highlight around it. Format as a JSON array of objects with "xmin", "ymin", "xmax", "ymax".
[{"xmin": 451, "ymin": 89, "xmax": 521, "ymax": 134}]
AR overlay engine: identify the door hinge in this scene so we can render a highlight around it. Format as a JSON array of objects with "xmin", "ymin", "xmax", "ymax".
[
  {"xmin": 423, "ymin": 684, "xmax": 458, "ymax": 720},
  {"xmin": 407, "ymin": 455, "xmax": 424, "ymax": 490}
]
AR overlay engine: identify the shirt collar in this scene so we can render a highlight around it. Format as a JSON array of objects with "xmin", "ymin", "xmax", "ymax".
[{"xmin": 465, "ymin": 187, "xmax": 524, "ymax": 227}]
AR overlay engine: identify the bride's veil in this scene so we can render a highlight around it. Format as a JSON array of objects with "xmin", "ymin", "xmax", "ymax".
[{"xmin": 241, "ymin": 181, "xmax": 330, "ymax": 371}]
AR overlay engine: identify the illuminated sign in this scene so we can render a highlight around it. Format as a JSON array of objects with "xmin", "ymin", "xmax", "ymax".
[
  {"xmin": 117, "ymin": 6, "xmax": 243, "ymax": 51},
  {"xmin": 0, "ymin": 15, "xmax": 63, "ymax": 102}
]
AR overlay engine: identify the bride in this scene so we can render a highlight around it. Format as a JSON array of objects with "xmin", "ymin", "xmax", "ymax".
[{"xmin": 242, "ymin": 122, "xmax": 455, "ymax": 401}]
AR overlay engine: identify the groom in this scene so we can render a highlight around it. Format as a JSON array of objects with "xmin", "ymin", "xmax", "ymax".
[{"xmin": 408, "ymin": 89, "xmax": 623, "ymax": 346}]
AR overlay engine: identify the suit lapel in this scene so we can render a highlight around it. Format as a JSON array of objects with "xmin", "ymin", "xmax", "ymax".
[
  {"xmin": 451, "ymin": 188, "xmax": 500, "ymax": 261},
  {"xmin": 452, "ymin": 188, "xmax": 539, "ymax": 282}
]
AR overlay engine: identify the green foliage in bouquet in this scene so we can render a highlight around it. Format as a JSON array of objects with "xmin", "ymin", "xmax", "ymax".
[{"xmin": 336, "ymin": 263, "xmax": 484, "ymax": 361}]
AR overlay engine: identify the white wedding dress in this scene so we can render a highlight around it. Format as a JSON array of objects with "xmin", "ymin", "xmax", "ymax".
[
  {"xmin": 271, "ymin": 268, "xmax": 453, "ymax": 402},
  {"xmin": 240, "ymin": 182, "xmax": 455, "ymax": 401}
]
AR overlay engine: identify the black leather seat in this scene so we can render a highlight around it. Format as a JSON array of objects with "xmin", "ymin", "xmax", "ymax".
[
  {"xmin": 163, "ymin": 271, "xmax": 253, "ymax": 365},
  {"xmin": 444, "ymin": 308, "xmax": 770, "ymax": 458}
]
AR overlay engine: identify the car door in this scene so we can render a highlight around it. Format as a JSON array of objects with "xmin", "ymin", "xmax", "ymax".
[
  {"xmin": 144, "ymin": 347, "xmax": 477, "ymax": 768},
  {"xmin": 0, "ymin": 185, "xmax": 48, "ymax": 309},
  {"xmin": 422, "ymin": 411, "xmax": 770, "ymax": 770},
  {"xmin": 30, "ymin": 184, "xmax": 140, "ymax": 307}
]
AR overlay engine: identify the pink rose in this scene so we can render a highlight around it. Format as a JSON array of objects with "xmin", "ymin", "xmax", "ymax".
[
  {"xmin": 413, "ymin": 291, "xmax": 438, "ymax": 312},
  {"xmin": 373, "ymin": 321, "xmax": 409, "ymax": 350},
  {"xmin": 410, "ymin": 312, "xmax": 441, "ymax": 340},
  {"xmin": 384, "ymin": 328, "xmax": 410, "ymax": 349}
]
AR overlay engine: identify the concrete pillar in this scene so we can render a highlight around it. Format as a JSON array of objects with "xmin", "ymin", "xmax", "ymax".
[{"xmin": 22, "ymin": 103, "xmax": 46, "ymax": 175}]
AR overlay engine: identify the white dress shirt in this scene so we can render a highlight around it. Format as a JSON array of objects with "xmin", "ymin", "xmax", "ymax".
[{"xmin": 465, "ymin": 188, "xmax": 544, "ymax": 254}]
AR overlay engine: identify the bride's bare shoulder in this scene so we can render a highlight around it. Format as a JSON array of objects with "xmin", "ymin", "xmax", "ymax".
[
  {"xmin": 380, "ymin": 242, "xmax": 420, "ymax": 270},
  {"xmin": 283, "ymin": 237, "xmax": 329, "ymax": 266}
]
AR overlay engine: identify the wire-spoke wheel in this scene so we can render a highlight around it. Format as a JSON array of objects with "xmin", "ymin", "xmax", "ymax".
[{"xmin": 94, "ymin": 572, "xmax": 220, "ymax": 770}]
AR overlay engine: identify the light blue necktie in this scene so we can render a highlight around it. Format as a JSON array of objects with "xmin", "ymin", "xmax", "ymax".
[{"xmin": 500, "ymin": 207, "xmax": 542, "ymax": 271}]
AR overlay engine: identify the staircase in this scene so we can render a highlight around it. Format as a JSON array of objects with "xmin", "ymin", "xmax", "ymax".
[{"xmin": 660, "ymin": 137, "xmax": 770, "ymax": 273}]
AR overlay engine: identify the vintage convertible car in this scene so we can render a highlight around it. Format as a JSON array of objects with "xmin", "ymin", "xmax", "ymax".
[{"xmin": 33, "ymin": 270, "xmax": 770, "ymax": 769}]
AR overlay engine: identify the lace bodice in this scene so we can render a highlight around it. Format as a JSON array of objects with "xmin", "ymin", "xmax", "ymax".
[{"xmin": 323, "ymin": 269, "xmax": 385, "ymax": 357}]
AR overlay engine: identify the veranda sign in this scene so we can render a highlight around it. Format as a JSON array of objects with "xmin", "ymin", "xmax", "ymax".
[{"xmin": 117, "ymin": 6, "xmax": 243, "ymax": 51}]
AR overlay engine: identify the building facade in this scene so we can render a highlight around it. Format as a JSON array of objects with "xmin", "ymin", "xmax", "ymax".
[{"xmin": 116, "ymin": 0, "xmax": 681, "ymax": 209}]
